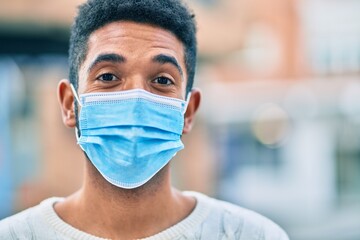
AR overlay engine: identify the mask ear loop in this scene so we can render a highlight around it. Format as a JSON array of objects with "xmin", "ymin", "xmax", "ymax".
[
  {"xmin": 70, "ymin": 84, "xmax": 83, "ymax": 144},
  {"xmin": 182, "ymin": 91, "xmax": 192, "ymax": 115},
  {"xmin": 70, "ymin": 84, "xmax": 82, "ymax": 107}
]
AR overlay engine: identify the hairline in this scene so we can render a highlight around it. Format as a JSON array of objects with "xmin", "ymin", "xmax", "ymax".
[{"xmin": 72, "ymin": 20, "xmax": 193, "ymax": 95}]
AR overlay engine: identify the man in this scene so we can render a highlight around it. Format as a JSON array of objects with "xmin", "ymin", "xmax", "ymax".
[{"xmin": 0, "ymin": 0, "xmax": 289, "ymax": 239}]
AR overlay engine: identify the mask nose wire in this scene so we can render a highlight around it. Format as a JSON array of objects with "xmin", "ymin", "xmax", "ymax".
[{"xmin": 70, "ymin": 84, "xmax": 82, "ymax": 107}]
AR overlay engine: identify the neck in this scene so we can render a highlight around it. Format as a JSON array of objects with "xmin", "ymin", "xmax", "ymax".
[{"xmin": 55, "ymin": 160, "xmax": 195, "ymax": 239}]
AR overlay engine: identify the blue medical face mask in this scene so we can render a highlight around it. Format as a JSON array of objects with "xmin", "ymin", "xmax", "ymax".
[{"xmin": 71, "ymin": 85, "xmax": 190, "ymax": 189}]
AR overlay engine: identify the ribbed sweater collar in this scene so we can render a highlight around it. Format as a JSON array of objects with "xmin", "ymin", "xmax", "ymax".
[{"xmin": 41, "ymin": 191, "xmax": 211, "ymax": 240}]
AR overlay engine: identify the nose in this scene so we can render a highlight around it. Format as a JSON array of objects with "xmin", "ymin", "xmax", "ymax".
[{"xmin": 121, "ymin": 75, "xmax": 149, "ymax": 92}]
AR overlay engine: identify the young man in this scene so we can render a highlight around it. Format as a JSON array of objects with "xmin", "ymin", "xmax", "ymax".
[{"xmin": 0, "ymin": 0, "xmax": 289, "ymax": 239}]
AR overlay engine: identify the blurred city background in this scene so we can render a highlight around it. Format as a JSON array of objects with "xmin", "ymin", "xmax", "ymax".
[{"xmin": 1, "ymin": 0, "xmax": 360, "ymax": 239}]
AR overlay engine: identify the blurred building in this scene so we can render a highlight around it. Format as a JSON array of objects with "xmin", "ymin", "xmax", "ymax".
[{"xmin": 1, "ymin": 0, "xmax": 360, "ymax": 239}]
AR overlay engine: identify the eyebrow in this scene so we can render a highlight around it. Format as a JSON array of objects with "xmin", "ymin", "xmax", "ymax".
[
  {"xmin": 87, "ymin": 53, "xmax": 126, "ymax": 73},
  {"xmin": 152, "ymin": 54, "xmax": 184, "ymax": 80}
]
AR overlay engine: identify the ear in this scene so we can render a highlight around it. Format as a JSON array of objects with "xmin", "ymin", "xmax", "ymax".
[
  {"xmin": 183, "ymin": 88, "xmax": 201, "ymax": 134},
  {"xmin": 57, "ymin": 79, "xmax": 77, "ymax": 128}
]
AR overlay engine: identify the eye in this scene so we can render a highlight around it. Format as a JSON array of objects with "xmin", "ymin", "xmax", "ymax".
[
  {"xmin": 152, "ymin": 76, "xmax": 174, "ymax": 85},
  {"xmin": 97, "ymin": 73, "xmax": 118, "ymax": 82}
]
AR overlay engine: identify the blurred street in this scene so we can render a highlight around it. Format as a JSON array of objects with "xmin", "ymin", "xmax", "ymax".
[{"xmin": 1, "ymin": 0, "xmax": 360, "ymax": 239}]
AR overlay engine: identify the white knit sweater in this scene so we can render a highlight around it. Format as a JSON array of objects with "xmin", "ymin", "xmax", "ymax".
[{"xmin": 0, "ymin": 191, "xmax": 289, "ymax": 240}]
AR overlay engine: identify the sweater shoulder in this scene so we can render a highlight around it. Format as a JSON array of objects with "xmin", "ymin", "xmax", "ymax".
[
  {"xmin": 0, "ymin": 205, "xmax": 40, "ymax": 239},
  {"xmin": 0, "ymin": 198, "xmax": 62, "ymax": 240},
  {"xmin": 218, "ymin": 199, "xmax": 288, "ymax": 240},
  {"xmin": 185, "ymin": 191, "xmax": 289, "ymax": 240}
]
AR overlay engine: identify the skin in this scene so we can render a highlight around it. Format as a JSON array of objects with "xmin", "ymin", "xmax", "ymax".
[{"xmin": 56, "ymin": 21, "xmax": 201, "ymax": 239}]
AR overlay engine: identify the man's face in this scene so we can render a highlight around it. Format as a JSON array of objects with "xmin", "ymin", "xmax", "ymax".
[
  {"xmin": 77, "ymin": 21, "xmax": 188, "ymax": 100},
  {"xmin": 58, "ymin": 21, "xmax": 200, "ymax": 135}
]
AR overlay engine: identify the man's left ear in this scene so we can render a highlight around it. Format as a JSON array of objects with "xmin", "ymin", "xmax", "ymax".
[{"xmin": 183, "ymin": 88, "xmax": 201, "ymax": 134}]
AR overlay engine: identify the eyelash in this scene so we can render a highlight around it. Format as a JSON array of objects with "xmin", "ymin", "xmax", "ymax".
[
  {"xmin": 152, "ymin": 76, "xmax": 174, "ymax": 86},
  {"xmin": 97, "ymin": 73, "xmax": 118, "ymax": 82},
  {"xmin": 96, "ymin": 73, "xmax": 175, "ymax": 86}
]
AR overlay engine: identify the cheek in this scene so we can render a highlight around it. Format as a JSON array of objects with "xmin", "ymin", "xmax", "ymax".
[
  {"xmin": 77, "ymin": 66, "xmax": 89, "ymax": 93},
  {"xmin": 182, "ymin": 80, "xmax": 188, "ymax": 98}
]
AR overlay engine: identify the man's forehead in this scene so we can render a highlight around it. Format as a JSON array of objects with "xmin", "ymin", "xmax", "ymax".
[
  {"xmin": 80, "ymin": 21, "xmax": 187, "ymax": 75},
  {"xmin": 87, "ymin": 21, "xmax": 184, "ymax": 50}
]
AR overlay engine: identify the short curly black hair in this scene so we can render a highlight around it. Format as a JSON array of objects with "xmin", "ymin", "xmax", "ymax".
[{"xmin": 69, "ymin": 0, "xmax": 197, "ymax": 94}]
